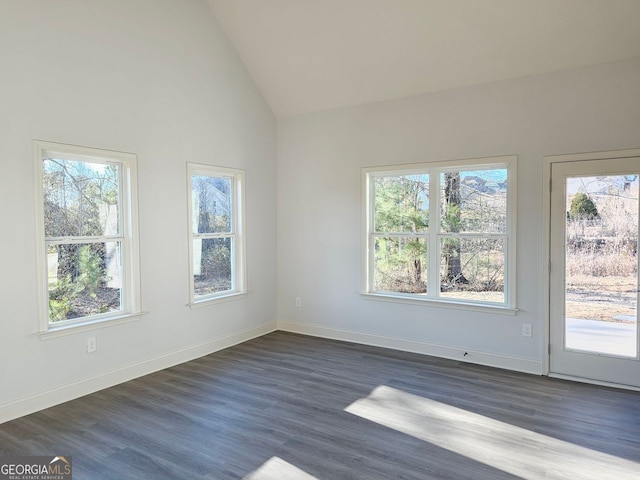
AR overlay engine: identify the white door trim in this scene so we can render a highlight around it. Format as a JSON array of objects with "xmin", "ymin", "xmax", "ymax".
[{"xmin": 542, "ymin": 148, "xmax": 640, "ymax": 378}]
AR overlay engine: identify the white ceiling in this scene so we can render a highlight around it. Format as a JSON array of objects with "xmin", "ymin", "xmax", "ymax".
[{"xmin": 208, "ymin": 0, "xmax": 640, "ymax": 119}]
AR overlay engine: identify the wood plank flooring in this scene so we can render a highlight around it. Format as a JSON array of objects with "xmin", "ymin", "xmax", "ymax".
[{"xmin": 1, "ymin": 332, "xmax": 639, "ymax": 479}]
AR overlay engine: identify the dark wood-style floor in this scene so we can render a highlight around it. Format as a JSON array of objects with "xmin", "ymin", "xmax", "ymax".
[{"xmin": 1, "ymin": 332, "xmax": 639, "ymax": 479}]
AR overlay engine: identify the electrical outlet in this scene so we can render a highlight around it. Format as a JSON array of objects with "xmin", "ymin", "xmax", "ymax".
[
  {"xmin": 87, "ymin": 337, "xmax": 97, "ymax": 353},
  {"xmin": 295, "ymin": 297, "xmax": 302, "ymax": 307},
  {"xmin": 522, "ymin": 324, "xmax": 532, "ymax": 337}
]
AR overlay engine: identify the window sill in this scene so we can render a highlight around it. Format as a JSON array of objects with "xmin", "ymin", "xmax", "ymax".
[
  {"xmin": 188, "ymin": 291, "xmax": 248, "ymax": 309},
  {"xmin": 38, "ymin": 312, "xmax": 146, "ymax": 340},
  {"xmin": 360, "ymin": 292, "xmax": 518, "ymax": 315}
]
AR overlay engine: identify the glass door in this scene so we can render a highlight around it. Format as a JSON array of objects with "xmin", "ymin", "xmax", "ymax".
[{"xmin": 549, "ymin": 158, "xmax": 639, "ymax": 387}]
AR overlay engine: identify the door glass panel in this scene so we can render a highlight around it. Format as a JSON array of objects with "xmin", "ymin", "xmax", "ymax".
[{"xmin": 565, "ymin": 175, "xmax": 638, "ymax": 357}]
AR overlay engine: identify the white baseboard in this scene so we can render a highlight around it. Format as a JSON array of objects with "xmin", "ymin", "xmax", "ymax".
[
  {"xmin": 0, "ymin": 322, "xmax": 277, "ymax": 424},
  {"xmin": 2, "ymin": 320, "xmax": 544, "ymax": 424},
  {"xmin": 548, "ymin": 373, "xmax": 640, "ymax": 392},
  {"xmin": 278, "ymin": 321, "xmax": 543, "ymax": 375}
]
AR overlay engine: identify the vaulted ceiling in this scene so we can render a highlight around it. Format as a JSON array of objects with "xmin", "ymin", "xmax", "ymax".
[{"xmin": 208, "ymin": 0, "xmax": 640, "ymax": 119}]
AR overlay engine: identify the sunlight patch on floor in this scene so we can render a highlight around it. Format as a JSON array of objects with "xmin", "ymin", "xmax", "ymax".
[
  {"xmin": 243, "ymin": 456, "xmax": 319, "ymax": 480},
  {"xmin": 345, "ymin": 385, "xmax": 640, "ymax": 480}
]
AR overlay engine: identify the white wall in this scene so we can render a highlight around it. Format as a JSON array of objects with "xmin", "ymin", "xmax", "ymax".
[
  {"xmin": 277, "ymin": 58, "xmax": 640, "ymax": 373},
  {"xmin": 0, "ymin": 0, "xmax": 277, "ymax": 422}
]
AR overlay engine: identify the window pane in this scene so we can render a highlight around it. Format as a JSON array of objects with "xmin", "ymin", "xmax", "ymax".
[
  {"xmin": 374, "ymin": 174, "xmax": 429, "ymax": 233},
  {"xmin": 191, "ymin": 175, "xmax": 232, "ymax": 234},
  {"xmin": 374, "ymin": 236, "xmax": 427, "ymax": 293},
  {"xmin": 43, "ymin": 159, "xmax": 120, "ymax": 237},
  {"xmin": 47, "ymin": 242, "xmax": 123, "ymax": 322},
  {"xmin": 440, "ymin": 237, "xmax": 505, "ymax": 303},
  {"xmin": 440, "ymin": 169, "xmax": 507, "ymax": 234},
  {"xmin": 193, "ymin": 237, "xmax": 233, "ymax": 296}
]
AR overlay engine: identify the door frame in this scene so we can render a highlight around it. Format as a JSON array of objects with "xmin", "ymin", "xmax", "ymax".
[{"xmin": 542, "ymin": 148, "xmax": 640, "ymax": 387}]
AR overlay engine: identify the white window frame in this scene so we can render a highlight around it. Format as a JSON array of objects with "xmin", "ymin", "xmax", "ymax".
[
  {"xmin": 362, "ymin": 155, "xmax": 517, "ymax": 314},
  {"xmin": 186, "ymin": 163, "xmax": 247, "ymax": 306},
  {"xmin": 34, "ymin": 141, "xmax": 143, "ymax": 338}
]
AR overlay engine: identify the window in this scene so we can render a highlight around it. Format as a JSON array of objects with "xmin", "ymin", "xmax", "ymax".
[
  {"xmin": 35, "ymin": 141, "xmax": 142, "ymax": 334},
  {"xmin": 363, "ymin": 156, "xmax": 516, "ymax": 310},
  {"xmin": 187, "ymin": 163, "xmax": 246, "ymax": 305}
]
